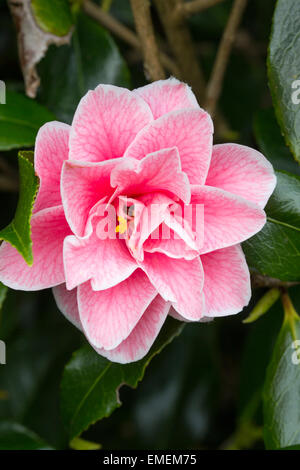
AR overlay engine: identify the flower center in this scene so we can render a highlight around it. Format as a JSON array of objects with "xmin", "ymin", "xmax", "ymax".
[{"xmin": 115, "ymin": 204, "xmax": 135, "ymax": 235}]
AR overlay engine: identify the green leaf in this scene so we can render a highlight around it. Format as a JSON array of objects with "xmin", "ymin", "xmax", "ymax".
[
  {"xmin": 253, "ymin": 108, "xmax": 300, "ymax": 175},
  {"xmin": 0, "ymin": 282, "xmax": 8, "ymax": 331},
  {"xmin": 263, "ymin": 295, "xmax": 300, "ymax": 449},
  {"xmin": 38, "ymin": 13, "xmax": 130, "ymax": 123},
  {"xmin": 0, "ymin": 283, "xmax": 8, "ymax": 312},
  {"xmin": 31, "ymin": 0, "xmax": 73, "ymax": 37},
  {"xmin": 0, "ymin": 421, "xmax": 52, "ymax": 450},
  {"xmin": 220, "ymin": 422, "xmax": 262, "ymax": 451},
  {"xmin": 279, "ymin": 444, "xmax": 300, "ymax": 450},
  {"xmin": 268, "ymin": 0, "xmax": 300, "ymax": 163},
  {"xmin": 61, "ymin": 318, "xmax": 183, "ymax": 441},
  {"xmin": 243, "ymin": 288, "xmax": 280, "ymax": 324},
  {"xmin": 70, "ymin": 437, "xmax": 101, "ymax": 450},
  {"xmin": 0, "ymin": 151, "xmax": 39, "ymax": 265},
  {"xmin": 243, "ymin": 171, "xmax": 300, "ymax": 281},
  {"xmin": 0, "ymin": 91, "xmax": 55, "ymax": 150}
]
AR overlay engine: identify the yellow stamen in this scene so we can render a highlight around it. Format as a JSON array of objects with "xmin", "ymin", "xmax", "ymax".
[{"xmin": 115, "ymin": 216, "xmax": 127, "ymax": 234}]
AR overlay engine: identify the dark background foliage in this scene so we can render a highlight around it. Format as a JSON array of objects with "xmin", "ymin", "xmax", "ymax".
[{"xmin": 0, "ymin": 0, "xmax": 299, "ymax": 450}]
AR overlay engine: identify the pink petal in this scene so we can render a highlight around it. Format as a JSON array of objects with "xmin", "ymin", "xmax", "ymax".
[
  {"xmin": 110, "ymin": 147, "xmax": 191, "ymax": 204},
  {"xmin": 168, "ymin": 304, "xmax": 208, "ymax": 322},
  {"xmin": 201, "ymin": 245, "xmax": 251, "ymax": 317},
  {"xmin": 0, "ymin": 206, "xmax": 70, "ymax": 290},
  {"xmin": 134, "ymin": 77, "xmax": 199, "ymax": 119},
  {"xmin": 69, "ymin": 85, "xmax": 153, "ymax": 163},
  {"xmin": 140, "ymin": 253, "xmax": 204, "ymax": 320},
  {"xmin": 124, "ymin": 193, "xmax": 176, "ymax": 262},
  {"xmin": 95, "ymin": 295, "xmax": 170, "ymax": 363},
  {"xmin": 144, "ymin": 225, "xmax": 199, "ymax": 260},
  {"xmin": 64, "ymin": 233, "xmax": 137, "ymax": 291},
  {"xmin": 77, "ymin": 270, "xmax": 157, "ymax": 350},
  {"xmin": 52, "ymin": 283, "xmax": 82, "ymax": 330},
  {"xmin": 124, "ymin": 109, "xmax": 213, "ymax": 184},
  {"xmin": 125, "ymin": 193, "xmax": 198, "ymax": 262},
  {"xmin": 205, "ymin": 143, "xmax": 276, "ymax": 208},
  {"xmin": 61, "ymin": 159, "xmax": 120, "ymax": 237},
  {"xmin": 165, "ymin": 205, "xmax": 200, "ymax": 251},
  {"xmin": 34, "ymin": 122, "xmax": 70, "ymax": 212},
  {"xmin": 190, "ymin": 185, "xmax": 266, "ymax": 254}
]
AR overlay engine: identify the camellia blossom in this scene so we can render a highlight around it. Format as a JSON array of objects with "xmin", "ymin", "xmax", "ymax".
[{"xmin": 0, "ymin": 78, "xmax": 276, "ymax": 363}]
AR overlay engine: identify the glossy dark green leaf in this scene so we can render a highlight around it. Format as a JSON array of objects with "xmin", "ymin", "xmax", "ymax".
[
  {"xmin": 263, "ymin": 306, "xmax": 300, "ymax": 449},
  {"xmin": 253, "ymin": 108, "xmax": 300, "ymax": 175},
  {"xmin": 268, "ymin": 0, "xmax": 300, "ymax": 163},
  {"xmin": 243, "ymin": 171, "xmax": 300, "ymax": 281},
  {"xmin": 38, "ymin": 13, "xmax": 130, "ymax": 123},
  {"xmin": 0, "ymin": 91, "xmax": 55, "ymax": 150},
  {"xmin": 0, "ymin": 151, "xmax": 39, "ymax": 265},
  {"xmin": 0, "ymin": 421, "xmax": 52, "ymax": 450},
  {"xmin": 31, "ymin": 0, "xmax": 73, "ymax": 37},
  {"xmin": 61, "ymin": 318, "xmax": 183, "ymax": 440}
]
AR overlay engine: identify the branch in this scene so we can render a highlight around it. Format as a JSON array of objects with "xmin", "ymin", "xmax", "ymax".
[
  {"xmin": 130, "ymin": 0, "xmax": 165, "ymax": 81},
  {"xmin": 83, "ymin": 0, "xmax": 178, "ymax": 76},
  {"xmin": 174, "ymin": 0, "xmax": 225, "ymax": 20},
  {"xmin": 205, "ymin": 0, "xmax": 248, "ymax": 117},
  {"xmin": 153, "ymin": 0, "xmax": 206, "ymax": 101},
  {"xmin": 251, "ymin": 273, "xmax": 300, "ymax": 290}
]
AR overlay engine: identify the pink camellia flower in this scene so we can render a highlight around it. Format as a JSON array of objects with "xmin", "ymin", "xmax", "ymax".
[{"xmin": 0, "ymin": 79, "xmax": 276, "ymax": 363}]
